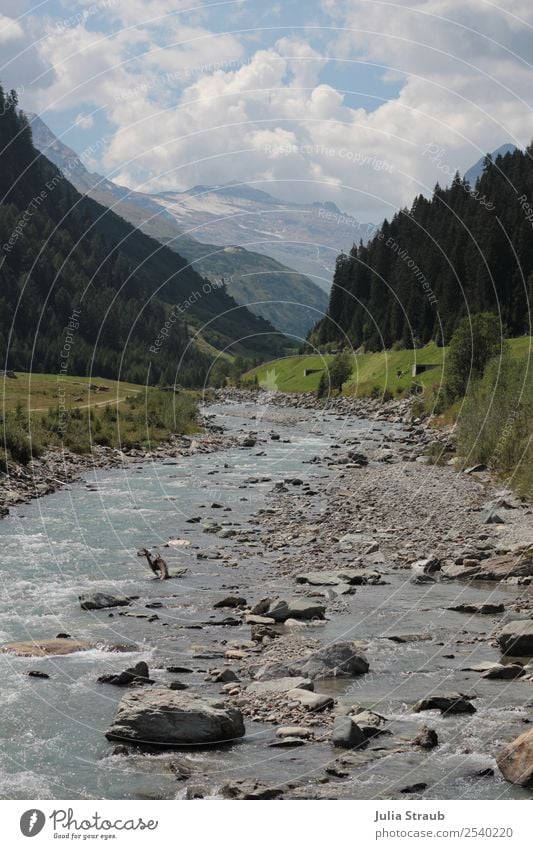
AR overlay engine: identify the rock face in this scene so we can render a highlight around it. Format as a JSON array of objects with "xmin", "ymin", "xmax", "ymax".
[
  {"xmin": 79, "ymin": 592, "xmax": 130, "ymax": 610},
  {"xmin": 413, "ymin": 694, "xmax": 476, "ymax": 715},
  {"xmin": 332, "ymin": 717, "xmax": 366, "ymax": 749},
  {"xmin": 106, "ymin": 690, "xmax": 245, "ymax": 747},
  {"xmin": 1, "ymin": 638, "xmax": 91, "ymax": 657},
  {"xmin": 266, "ymin": 598, "xmax": 326, "ymax": 622},
  {"xmin": 498, "ymin": 621, "xmax": 533, "ymax": 656},
  {"xmin": 255, "ymin": 641, "xmax": 369, "ymax": 681},
  {"xmin": 497, "ymin": 728, "xmax": 533, "ymax": 786}
]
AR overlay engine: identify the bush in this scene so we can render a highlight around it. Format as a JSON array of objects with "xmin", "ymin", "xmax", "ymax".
[{"xmin": 457, "ymin": 353, "xmax": 532, "ymax": 498}]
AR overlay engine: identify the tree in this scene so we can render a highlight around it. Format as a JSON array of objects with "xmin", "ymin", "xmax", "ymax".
[
  {"xmin": 328, "ymin": 351, "xmax": 353, "ymax": 394},
  {"xmin": 444, "ymin": 312, "xmax": 508, "ymax": 402},
  {"xmin": 316, "ymin": 370, "xmax": 328, "ymax": 398}
]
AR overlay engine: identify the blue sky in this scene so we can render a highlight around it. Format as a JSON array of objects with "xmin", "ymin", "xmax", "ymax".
[{"xmin": 1, "ymin": 1, "xmax": 532, "ymax": 219}]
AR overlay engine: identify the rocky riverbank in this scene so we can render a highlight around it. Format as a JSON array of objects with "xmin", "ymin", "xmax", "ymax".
[{"xmin": 0, "ymin": 426, "xmax": 237, "ymax": 519}]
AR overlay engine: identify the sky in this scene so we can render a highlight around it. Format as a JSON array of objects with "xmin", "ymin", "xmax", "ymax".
[{"xmin": 1, "ymin": 0, "xmax": 533, "ymax": 221}]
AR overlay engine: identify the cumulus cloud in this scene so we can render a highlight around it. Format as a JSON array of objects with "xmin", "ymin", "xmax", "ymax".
[{"xmin": 8, "ymin": 0, "xmax": 533, "ymax": 219}]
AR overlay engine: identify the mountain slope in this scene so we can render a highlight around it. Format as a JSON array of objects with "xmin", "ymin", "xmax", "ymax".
[
  {"xmin": 0, "ymin": 88, "xmax": 286, "ymax": 386},
  {"xmin": 149, "ymin": 184, "xmax": 376, "ymax": 288},
  {"xmin": 311, "ymin": 146, "xmax": 532, "ymax": 352},
  {"xmin": 27, "ymin": 114, "xmax": 328, "ymax": 338},
  {"xmin": 464, "ymin": 144, "xmax": 517, "ymax": 185}
]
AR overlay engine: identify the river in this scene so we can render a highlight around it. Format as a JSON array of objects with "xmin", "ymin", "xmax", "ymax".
[{"xmin": 0, "ymin": 399, "xmax": 530, "ymax": 800}]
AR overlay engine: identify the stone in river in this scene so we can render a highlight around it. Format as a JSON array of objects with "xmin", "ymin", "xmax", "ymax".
[
  {"xmin": 79, "ymin": 592, "xmax": 130, "ymax": 611},
  {"xmin": 286, "ymin": 689, "xmax": 334, "ymax": 711},
  {"xmin": 331, "ymin": 717, "xmax": 366, "ymax": 749},
  {"xmin": 481, "ymin": 663, "xmax": 525, "ymax": 680},
  {"xmin": 498, "ymin": 620, "xmax": 533, "ymax": 656},
  {"xmin": 98, "ymin": 661, "xmax": 152, "ymax": 687},
  {"xmin": 221, "ymin": 779, "xmax": 283, "ymax": 800},
  {"xmin": 256, "ymin": 641, "xmax": 369, "ymax": 681},
  {"xmin": 448, "ymin": 602, "xmax": 504, "ymax": 615},
  {"xmin": 1, "ymin": 638, "xmax": 91, "ymax": 657},
  {"xmin": 106, "ymin": 690, "xmax": 245, "ymax": 747},
  {"xmin": 412, "ymin": 726, "xmax": 439, "ymax": 749},
  {"xmin": 266, "ymin": 598, "xmax": 326, "ymax": 622},
  {"xmin": 213, "ymin": 596, "xmax": 247, "ymax": 609},
  {"xmin": 27, "ymin": 670, "xmax": 50, "ymax": 679},
  {"xmin": 413, "ymin": 694, "xmax": 476, "ymax": 715},
  {"xmin": 497, "ymin": 728, "xmax": 533, "ymax": 786}
]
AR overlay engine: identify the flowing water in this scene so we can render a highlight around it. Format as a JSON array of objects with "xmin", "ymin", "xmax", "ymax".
[{"xmin": 0, "ymin": 401, "xmax": 530, "ymax": 800}]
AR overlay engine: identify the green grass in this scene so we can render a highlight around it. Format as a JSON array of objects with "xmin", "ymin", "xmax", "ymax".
[
  {"xmin": 0, "ymin": 373, "xmax": 199, "ymax": 463},
  {"xmin": 243, "ymin": 338, "xmax": 532, "ymax": 397}
]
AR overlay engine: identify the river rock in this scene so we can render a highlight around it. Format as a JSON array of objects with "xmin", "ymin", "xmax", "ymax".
[
  {"xmin": 497, "ymin": 728, "xmax": 533, "ymax": 786},
  {"xmin": 413, "ymin": 694, "xmax": 476, "ymax": 715},
  {"xmin": 246, "ymin": 677, "xmax": 314, "ymax": 696},
  {"xmin": 255, "ymin": 641, "xmax": 369, "ymax": 681},
  {"xmin": 79, "ymin": 592, "xmax": 130, "ymax": 611},
  {"xmin": 498, "ymin": 621, "xmax": 533, "ymax": 656},
  {"xmin": 213, "ymin": 596, "xmax": 247, "ymax": 609},
  {"xmin": 296, "ymin": 569, "xmax": 382, "ymax": 586},
  {"xmin": 221, "ymin": 779, "xmax": 283, "ymax": 800},
  {"xmin": 348, "ymin": 708, "xmax": 387, "ymax": 738},
  {"xmin": 332, "ymin": 717, "xmax": 366, "ymax": 749},
  {"xmin": 276, "ymin": 726, "xmax": 312, "ymax": 739},
  {"xmin": 1, "ymin": 638, "xmax": 91, "ymax": 657},
  {"xmin": 266, "ymin": 598, "xmax": 326, "ymax": 622},
  {"xmin": 448, "ymin": 602, "xmax": 505, "ymax": 615},
  {"xmin": 105, "ymin": 690, "xmax": 245, "ymax": 747},
  {"xmin": 98, "ymin": 661, "xmax": 152, "ymax": 686},
  {"xmin": 481, "ymin": 663, "xmax": 525, "ymax": 680},
  {"xmin": 287, "ymin": 689, "xmax": 334, "ymax": 711},
  {"xmin": 412, "ymin": 726, "xmax": 439, "ymax": 749}
]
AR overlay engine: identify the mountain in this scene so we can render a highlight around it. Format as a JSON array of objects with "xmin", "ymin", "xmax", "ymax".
[
  {"xmin": 311, "ymin": 145, "xmax": 532, "ymax": 352},
  {"xmin": 27, "ymin": 114, "xmax": 329, "ymax": 339},
  {"xmin": 464, "ymin": 144, "xmax": 517, "ymax": 185},
  {"xmin": 148, "ymin": 184, "xmax": 377, "ymax": 288},
  {"xmin": 0, "ymin": 87, "xmax": 287, "ymax": 386}
]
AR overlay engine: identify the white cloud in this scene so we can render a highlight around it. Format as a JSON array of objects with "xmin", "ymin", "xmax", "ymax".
[{"xmin": 10, "ymin": 0, "xmax": 533, "ymax": 220}]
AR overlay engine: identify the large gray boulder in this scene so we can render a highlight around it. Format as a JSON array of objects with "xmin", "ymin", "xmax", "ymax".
[
  {"xmin": 498, "ymin": 621, "xmax": 533, "ymax": 656},
  {"xmin": 80, "ymin": 592, "xmax": 130, "ymax": 610},
  {"xmin": 497, "ymin": 728, "xmax": 533, "ymax": 786},
  {"xmin": 105, "ymin": 690, "xmax": 245, "ymax": 747},
  {"xmin": 413, "ymin": 694, "xmax": 476, "ymax": 715},
  {"xmin": 255, "ymin": 641, "xmax": 369, "ymax": 681}
]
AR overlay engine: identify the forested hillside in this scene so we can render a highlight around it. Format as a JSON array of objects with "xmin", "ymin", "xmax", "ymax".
[
  {"xmin": 0, "ymin": 86, "xmax": 285, "ymax": 386},
  {"xmin": 311, "ymin": 147, "xmax": 533, "ymax": 350}
]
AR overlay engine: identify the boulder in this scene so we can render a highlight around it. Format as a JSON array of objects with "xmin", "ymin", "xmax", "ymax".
[
  {"xmin": 331, "ymin": 717, "xmax": 366, "ymax": 749},
  {"xmin": 498, "ymin": 621, "xmax": 533, "ymax": 656},
  {"xmin": 413, "ymin": 694, "xmax": 476, "ymax": 715},
  {"xmin": 266, "ymin": 598, "xmax": 326, "ymax": 622},
  {"xmin": 497, "ymin": 728, "xmax": 533, "ymax": 786},
  {"xmin": 79, "ymin": 592, "xmax": 130, "ymax": 611},
  {"xmin": 286, "ymin": 689, "xmax": 334, "ymax": 711},
  {"xmin": 476, "ymin": 553, "xmax": 533, "ymax": 582},
  {"xmin": 481, "ymin": 663, "xmax": 525, "ymax": 680},
  {"xmin": 98, "ymin": 661, "xmax": 152, "ymax": 686},
  {"xmin": 105, "ymin": 690, "xmax": 245, "ymax": 747},
  {"xmin": 413, "ymin": 726, "xmax": 439, "ymax": 749},
  {"xmin": 255, "ymin": 641, "xmax": 369, "ymax": 681},
  {"xmin": 348, "ymin": 708, "xmax": 387, "ymax": 738},
  {"xmin": 246, "ymin": 677, "xmax": 314, "ymax": 696}
]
